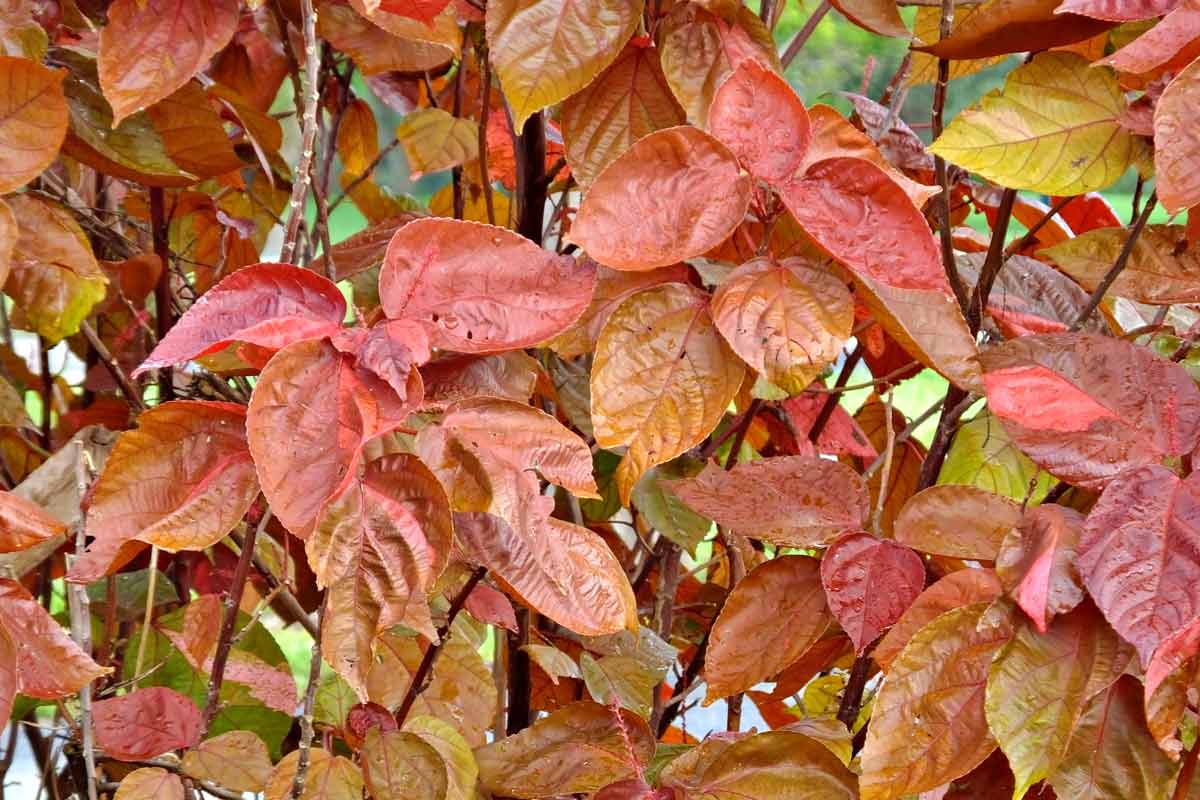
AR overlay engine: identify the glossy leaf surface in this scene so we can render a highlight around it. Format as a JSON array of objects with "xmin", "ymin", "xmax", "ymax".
[
  {"xmin": 996, "ymin": 504, "xmax": 1085, "ymax": 633},
  {"xmin": 0, "ymin": 55, "xmax": 67, "ymax": 192},
  {"xmin": 821, "ymin": 532, "xmax": 925, "ymax": 653}
]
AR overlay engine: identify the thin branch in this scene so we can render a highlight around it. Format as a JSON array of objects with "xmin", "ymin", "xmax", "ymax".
[
  {"xmin": 476, "ymin": 44, "xmax": 497, "ymax": 226},
  {"xmin": 915, "ymin": 389, "xmax": 977, "ymax": 491},
  {"xmin": 281, "ymin": 0, "xmax": 322, "ymax": 264},
  {"xmin": 780, "ymin": 1, "xmax": 831, "ymax": 69},
  {"xmin": 871, "ymin": 388, "xmax": 896, "ymax": 535},
  {"xmin": 1001, "ymin": 194, "xmax": 1074, "ymax": 258},
  {"xmin": 724, "ymin": 399, "xmax": 763, "ymax": 470},
  {"xmin": 201, "ymin": 509, "xmax": 270, "ymax": 735},
  {"xmin": 931, "ymin": 1, "xmax": 972, "ymax": 319},
  {"xmin": 1174, "ymin": 731, "xmax": 1200, "ymax": 800},
  {"xmin": 230, "ymin": 530, "xmax": 320, "ymax": 639},
  {"xmin": 38, "ymin": 336, "xmax": 52, "ymax": 450},
  {"xmin": 967, "ymin": 187, "xmax": 1017, "ymax": 333},
  {"xmin": 67, "ymin": 441, "xmax": 98, "ymax": 800},
  {"xmin": 131, "ymin": 546, "xmax": 160, "ymax": 686},
  {"xmin": 149, "ymin": 188, "xmax": 174, "ymax": 401},
  {"xmin": 394, "ymin": 567, "xmax": 487, "ymax": 726},
  {"xmin": 328, "ymin": 138, "xmax": 401, "ymax": 213},
  {"xmin": 290, "ymin": 601, "xmax": 325, "ymax": 800},
  {"xmin": 78, "ymin": 321, "xmax": 145, "ymax": 411},
  {"xmin": 862, "ymin": 396, "xmax": 945, "ymax": 479},
  {"xmin": 1071, "ymin": 193, "xmax": 1157, "ymax": 331},
  {"xmin": 809, "ymin": 344, "xmax": 865, "ymax": 443}
]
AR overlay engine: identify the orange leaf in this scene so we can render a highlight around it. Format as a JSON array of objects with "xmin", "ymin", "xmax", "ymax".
[{"xmin": 0, "ymin": 55, "xmax": 66, "ymax": 193}]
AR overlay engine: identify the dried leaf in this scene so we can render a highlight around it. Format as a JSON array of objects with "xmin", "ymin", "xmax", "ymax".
[
  {"xmin": 821, "ymin": 532, "xmax": 925, "ymax": 653},
  {"xmin": 403, "ymin": 715, "xmax": 478, "ymax": 800},
  {"xmin": 829, "ymin": 0, "xmax": 910, "ymax": 36},
  {"xmin": 114, "ymin": 768, "xmax": 184, "ymax": 800},
  {"xmin": 395, "ymin": 107, "xmax": 479, "ymax": 179},
  {"xmin": 895, "ymin": 485, "xmax": 1022, "ymax": 561},
  {"xmin": 914, "ymin": 0, "xmax": 1114, "ymax": 58},
  {"xmin": 1044, "ymin": 225, "xmax": 1200, "ymax": 305},
  {"xmin": 318, "ymin": 3, "xmax": 453, "ymax": 75}
]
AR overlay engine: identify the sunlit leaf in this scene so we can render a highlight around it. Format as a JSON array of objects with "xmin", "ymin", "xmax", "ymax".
[
  {"xmin": 485, "ymin": 0, "xmax": 642, "ymax": 128},
  {"xmin": 895, "ymin": 485, "xmax": 1022, "ymax": 561},
  {"xmin": 182, "ymin": 730, "xmax": 274, "ymax": 793},
  {"xmin": 98, "ymin": 0, "xmax": 238, "ymax": 125},
  {"xmin": 669, "ymin": 456, "xmax": 868, "ymax": 547},
  {"xmin": 561, "ymin": 40, "xmax": 685, "ymax": 187},
  {"xmin": 475, "ymin": 701, "xmax": 655, "ymax": 798},
  {"xmin": 981, "ymin": 333, "xmax": 1200, "ymax": 489},
  {"xmin": 319, "ymin": 3, "xmax": 453, "ymax": 75},
  {"xmin": 380, "ymin": 218, "xmax": 595, "ymax": 353},
  {"xmin": 929, "ymin": 53, "xmax": 1134, "ymax": 195},
  {"xmin": 704, "ymin": 555, "xmax": 830, "ymax": 702},
  {"xmin": 570, "ymin": 127, "xmax": 751, "ymax": 271},
  {"xmin": 995, "ymin": 504, "xmax": 1085, "ymax": 633},
  {"xmin": 592, "ymin": 284, "xmax": 744, "ymax": 502},
  {"xmin": 710, "ymin": 257, "xmax": 852, "ymax": 394},
  {"xmin": 821, "ymin": 532, "xmax": 925, "ymax": 653},
  {"xmin": 708, "ymin": 60, "xmax": 810, "ymax": 183},
  {"xmin": 860, "ymin": 603, "xmax": 1012, "ymax": 800},
  {"xmin": 0, "ymin": 55, "xmax": 67, "ymax": 192},
  {"xmin": 938, "ymin": 410, "xmax": 1051, "ymax": 502}
]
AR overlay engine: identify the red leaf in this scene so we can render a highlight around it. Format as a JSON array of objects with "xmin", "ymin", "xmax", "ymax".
[
  {"xmin": 781, "ymin": 157, "xmax": 946, "ymax": 291},
  {"xmin": 0, "ymin": 624, "xmax": 14, "ymax": 732},
  {"xmin": 1055, "ymin": 0, "xmax": 1178, "ymax": 20},
  {"xmin": 0, "ymin": 491, "xmax": 66, "ymax": 552},
  {"xmin": 781, "ymin": 393, "xmax": 877, "ymax": 459},
  {"xmin": 996, "ymin": 504, "xmax": 1085, "ymax": 633},
  {"xmin": 820, "ymin": 532, "xmax": 925, "ymax": 653},
  {"xmin": 93, "ymin": 687, "xmax": 201, "ymax": 761},
  {"xmin": 135, "ymin": 264, "xmax": 346, "ymax": 376},
  {"xmin": 1155, "ymin": 55, "xmax": 1200, "ymax": 215},
  {"xmin": 981, "ymin": 333, "xmax": 1200, "ymax": 489},
  {"xmin": 1078, "ymin": 464, "xmax": 1200, "ymax": 668},
  {"xmin": 380, "ymin": 218, "xmax": 596, "ymax": 353},
  {"xmin": 708, "ymin": 60, "xmax": 810, "ymax": 183},
  {"xmin": 377, "ymin": 0, "xmax": 452, "ymax": 23},
  {"xmin": 332, "ymin": 319, "xmax": 432, "ymax": 398},
  {"xmin": 1098, "ymin": 4, "xmax": 1200, "ymax": 76},
  {"xmin": 0, "ymin": 580, "xmax": 109, "ymax": 699},
  {"xmin": 465, "ymin": 581, "xmax": 519, "ymax": 633}
]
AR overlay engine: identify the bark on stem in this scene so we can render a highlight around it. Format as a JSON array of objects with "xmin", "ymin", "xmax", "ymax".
[{"xmin": 281, "ymin": 0, "xmax": 321, "ymax": 265}]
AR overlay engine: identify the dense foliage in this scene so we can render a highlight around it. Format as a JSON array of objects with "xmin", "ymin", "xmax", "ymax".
[{"xmin": 0, "ymin": 0, "xmax": 1199, "ymax": 798}]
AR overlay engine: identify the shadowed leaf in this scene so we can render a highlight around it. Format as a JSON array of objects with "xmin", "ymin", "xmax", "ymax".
[
  {"xmin": 996, "ymin": 504, "xmax": 1085, "ymax": 632},
  {"xmin": 182, "ymin": 730, "xmax": 274, "ymax": 793},
  {"xmin": 362, "ymin": 728, "xmax": 448, "ymax": 800}
]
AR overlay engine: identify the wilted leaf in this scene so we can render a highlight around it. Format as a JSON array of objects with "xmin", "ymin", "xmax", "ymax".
[
  {"xmin": 986, "ymin": 603, "xmax": 1126, "ymax": 798},
  {"xmin": 0, "ymin": 579, "xmax": 110, "ymax": 699},
  {"xmin": 860, "ymin": 603, "xmax": 1013, "ymax": 800},
  {"xmin": 94, "ymin": 687, "xmax": 202, "ymax": 761},
  {"xmin": 995, "ymin": 504, "xmax": 1085, "ymax": 632},
  {"xmin": 710, "ymin": 257, "xmax": 852, "ymax": 394},
  {"xmin": 182, "ymin": 730, "xmax": 274, "ymax": 793},
  {"xmin": 1044, "ymin": 225, "xmax": 1200, "ymax": 305},
  {"xmin": 136, "ymin": 263, "xmax": 347, "ymax": 375},
  {"xmin": 929, "ymin": 53, "xmax": 1133, "ymax": 195},
  {"xmin": 570, "ymin": 127, "xmax": 752, "ymax": 271},
  {"xmin": 98, "ymin": 0, "xmax": 237, "ymax": 124},
  {"xmin": 0, "ymin": 55, "xmax": 67, "ymax": 193},
  {"xmin": 669, "ymin": 456, "xmax": 868, "ymax": 547},
  {"xmin": 70, "ymin": 402, "xmax": 257, "ymax": 583},
  {"xmin": 592, "ymin": 284, "xmax": 744, "ymax": 502},
  {"xmin": 475, "ymin": 701, "xmax": 654, "ymax": 798},
  {"xmin": 708, "ymin": 60, "xmax": 810, "ymax": 183},
  {"xmin": 4, "ymin": 194, "xmax": 106, "ymax": 343},
  {"xmin": 308, "ymin": 454, "xmax": 452, "ymax": 695},
  {"xmin": 486, "ymin": 0, "xmax": 641, "ymax": 128},
  {"xmin": 704, "ymin": 555, "xmax": 831, "ymax": 702},
  {"xmin": 980, "ymin": 333, "xmax": 1200, "ymax": 489},
  {"xmin": 895, "ymin": 485, "xmax": 1022, "ymax": 561},
  {"xmin": 380, "ymin": 218, "xmax": 595, "ymax": 353},
  {"xmin": 821, "ymin": 532, "xmax": 925, "ymax": 653},
  {"xmin": 362, "ymin": 728, "xmax": 448, "ymax": 800},
  {"xmin": 113, "ymin": 768, "xmax": 184, "ymax": 800},
  {"xmin": 662, "ymin": 730, "xmax": 858, "ymax": 799},
  {"xmin": 1046, "ymin": 675, "xmax": 1175, "ymax": 799},
  {"xmin": 874, "ymin": 569, "xmax": 1003, "ymax": 671},
  {"xmin": 1077, "ymin": 464, "xmax": 1200, "ymax": 668},
  {"xmin": 0, "ymin": 491, "xmax": 66, "ymax": 553},
  {"xmin": 914, "ymin": 0, "xmax": 1114, "ymax": 58},
  {"xmin": 396, "ymin": 108, "xmax": 478, "ymax": 179},
  {"xmin": 560, "ymin": 41, "xmax": 685, "ymax": 187},
  {"xmin": 580, "ymin": 652, "xmax": 660, "ymax": 717}
]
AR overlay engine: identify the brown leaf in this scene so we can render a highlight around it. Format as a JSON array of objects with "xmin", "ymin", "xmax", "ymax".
[
  {"xmin": 1044, "ymin": 225, "xmax": 1200, "ymax": 305},
  {"xmin": 570, "ymin": 127, "xmax": 752, "ymax": 271},
  {"xmin": 145, "ymin": 80, "xmax": 243, "ymax": 179},
  {"xmin": 830, "ymin": 0, "xmax": 910, "ymax": 36},
  {"xmin": 475, "ymin": 701, "xmax": 654, "ymax": 798},
  {"xmin": 113, "ymin": 768, "xmax": 184, "ymax": 800},
  {"xmin": 380, "ymin": 218, "xmax": 596, "ymax": 353},
  {"xmin": 318, "ymin": 3, "xmax": 452, "ymax": 75},
  {"xmin": 958, "ymin": 253, "xmax": 1102, "ymax": 338},
  {"xmin": 859, "ymin": 603, "xmax": 1012, "ymax": 800},
  {"xmin": 913, "ymin": 0, "xmax": 1114, "ymax": 58},
  {"xmin": 361, "ymin": 728, "xmax": 448, "ymax": 800},
  {"xmin": 308, "ymin": 454, "xmax": 453, "ymax": 696},
  {"xmin": 995, "ymin": 504, "xmax": 1085, "ymax": 633},
  {"xmin": 0, "ymin": 55, "xmax": 67, "ymax": 193},
  {"xmin": 710, "ymin": 257, "xmax": 852, "ymax": 394},
  {"xmin": 980, "ymin": 333, "xmax": 1200, "ymax": 489},
  {"xmin": 0, "ymin": 490, "xmax": 66, "ymax": 553},
  {"xmin": 874, "ymin": 569, "xmax": 1003, "ymax": 671},
  {"xmin": 895, "ymin": 485, "xmax": 1022, "ymax": 561},
  {"xmin": 98, "ymin": 0, "xmax": 238, "ymax": 125},
  {"xmin": 94, "ymin": 687, "xmax": 202, "ymax": 762},
  {"xmin": 704, "ymin": 555, "xmax": 831, "ymax": 702},
  {"xmin": 403, "ymin": 715, "xmax": 478, "ymax": 800},
  {"xmin": 420, "ymin": 352, "xmax": 540, "ymax": 408},
  {"xmin": 669, "ymin": 456, "xmax": 868, "ymax": 547},
  {"xmin": 592, "ymin": 283, "xmax": 745, "ymax": 502},
  {"xmin": 821, "ymin": 532, "xmax": 925, "ymax": 653},
  {"xmin": 561, "ymin": 41, "xmax": 685, "ymax": 187},
  {"xmin": 182, "ymin": 730, "xmax": 274, "ymax": 793}
]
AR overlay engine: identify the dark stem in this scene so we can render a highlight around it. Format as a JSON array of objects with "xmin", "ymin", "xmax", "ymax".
[
  {"xmin": 230, "ymin": 530, "xmax": 320, "ymax": 640},
  {"xmin": 79, "ymin": 321, "xmax": 144, "ymax": 411},
  {"xmin": 290, "ymin": 600, "xmax": 325, "ymax": 800},
  {"xmin": 656, "ymin": 629, "xmax": 710, "ymax": 736},
  {"xmin": 38, "ymin": 336, "xmax": 51, "ymax": 450},
  {"xmin": 1130, "ymin": 175, "xmax": 1145, "ymax": 224},
  {"xmin": 931, "ymin": 0, "xmax": 971, "ymax": 318},
  {"xmin": 967, "ymin": 187, "xmax": 1017, "ymax": 333},
  {"xmin": 394, "ymin": 567, "xmax": 487, "ymax": 726},
  {"xmin": 915, "ymin": 388, "xmax": 975, "ymax": 491},
  {"xmin": 724, "ymin": 398, "xmax": 763, "ymax": 469},
  {"xmin": 149, "ymin": 187, "xmax": 174, "ymax": 401},
  {"xmin": 515, "ymin": 111, "xmax": 547, "ymax": 244},
  {"xmin": 780, "ymin": 1, "xmax": 831, "ymax": 69},
  {"xmin": 809, "ymin": 344, "xmax": 865, "ymax": 444},
  {"xmin": 451, "ymin": 48, "xmax": 466, "ymax": 221},
  {"xmin": 1071, "ymin": 193, "xmax": 1157, "ymax": 331},
  {"xmin": 329, "ymin": 138, "xmax": 401, "ymax": 213},
  {"xmin": 201, "ymin": 513, "xmax": 264, "ymax": 735},
  {"xmin": 476, "ymin": 45, "xmax": 497, "ymax": 226},
  {"xmin": 506, "ymin": 607, "xmax": 533, "ymax": 735},
  {"xmin": 649, "ymin": 541, "xmax": 681, "ymax": 732},
  {"xmin": 836, "ymin": 652, "xmax": 873, "ymax": 732},
  {"xmin": 1002, "ymin": 193, "xmax": 1074, "ymax": 258},
  {"xmin": 1173, "ymin": 731, "xmax": 1200, "ymax": 800}
]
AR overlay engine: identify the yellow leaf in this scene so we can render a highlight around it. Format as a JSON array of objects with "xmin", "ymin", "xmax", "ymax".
[
  {"xmin": 929, "ymin": 52, "xmax": 1134, "ymax": 195},
  {"xmin": 907, "ymin": 6, "xmax": 1007, "ymax": 86},
  {"xmin": 396, "ymin": 108, "xmax": 479, "ymax": 179},
  {"xmin": 486, "ymin": 0, "xmax": 644, "ymax": 129}
]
